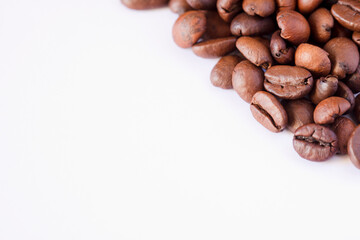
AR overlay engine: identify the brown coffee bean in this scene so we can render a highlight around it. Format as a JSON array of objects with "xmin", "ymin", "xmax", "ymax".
[
  {"xmin": 355, "ymin": 95, "xmax": 360, "ymax": 123},
  {"xmin": 217, "ymin": 0, "xmax": 242, "ymax": 22},
  {"xmin": 186, "ymin": 0, "xmax": 216, "ymax": 10},
  {"xmin": 345, "ymin": 64, "xmax": 360, "ymax": 93},
  {"xmin": 264, "ymin": 65, "xmax": 313, "ymax": 99},
  {"xmin": 310, "ymin": 75, "xmax": 338, "ymax": 105},
  {"xmin": 232, "ymin": 60, "xmax": 264, "ymax": 103},
  {"xmin": 331, "ymin": 21, "xmax": 352, "ymax": 38},
  {"xmin": 236, "ymin": 36, "xmax": 273, "ymax": 69},
  {"xmin": 230, "ymin": 13, "xmax": 276, "ymax": 37},
  {"xmin": 308, "ymin": 8, "xmax": 334, "ymax": 44},
  {"xmin": 331, "ymin": 116, "xmax": 356, "ymax": 154},
  {"xmin": 242, "ymin": 0, "xmax": 276, "ymax": 17},
  {"xmin": 277, "ymin": 10, "xmax": 311, "ymax": 46},
  {"xmin": 275, "ymin": 0, "xmax": 296, "ymax": 11},
  {"xmin": 348, "ymin": 125, "xmax": 360, "ymax": 169},
  {"xmin": 295, "ymin": 43, "xmax": 331, "ymax": 77},
  {"xmin": 313, "ymin": 96, "xmax": 351, "ymax": 124},
  {"xmin": 283, "ymin": 99, "xmax": 314, "ymax": 133},
  {"xmin": 298, "ymin": 0, "xmax": 323, "ymax": 15},
  {"xmin": 202, "ymin": 11, "xmax": 232, "ymax": 40},
  {"xmin": 293, "ymin": 123, "xmax": 338, "ymax": 162},
  {"xmin": 331, "ymin": 0, "xmax": 360, "ymax": 32},
  {"xmin": 169, "ymin": 0, "xmax": 193, "ymax": 14},
  {"xmin": 253, "ymin": 37, "xmax": 271, "ymax": 49},
  {"xmin": 270, "ymin": 30, "xmax": 295, "ymax": 64},
  {"xmin": 353, "ymin": 32, "xmax": 360, "ymax": 46},
  {"xmin": 323, "ymin": 37, "xmax": 359, "ymax": 79},
  {"xmin": 121, "ymin": 0, "xmax": 169, "ymax": 9},
  {"xmin": 172, "ymin": 11, "xmax": 207, "ymax": 48},
  {"xmin": 210, "ymin": 55, "xmax": 241, "ymax": 89},
  {"xmin": 250, "ymin": 91, "xmax": 288, "ymax": 132},
  {"xmin": 192, "ymin": 37, "xmax": 237, "ymax": 58},
  {"xmin": 335, "ymin": 81, "xmax": 355, "ymax": 112}
]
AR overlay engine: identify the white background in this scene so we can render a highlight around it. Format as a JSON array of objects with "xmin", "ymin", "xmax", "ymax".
[{"xmin": 0, "ymin": 0, "xmax": 360, "ymax": 239}]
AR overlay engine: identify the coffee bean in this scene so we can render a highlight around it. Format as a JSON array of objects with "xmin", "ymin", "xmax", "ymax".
[
  {"xmin": 217, "ymin": 0, "xmax": 242, "ymax": 22},
  {"xmin": 331, "ymin": 116, "xmax": 356, "ymax": 154},
  {"xmin": 202, "ymin": 11, "xmax": 232, "ymax": 40},
  {"xmin": 344, "ymin": 63, "xmax": 360, "ymax": 94},
  {"xmin": 293, "ymin": 123, "xmax": 338, "ymax": 161},
  {"xmin": 275, "ymin": 0, "xmax": 296, "ymax": 11},
  {"xmin": 250, "ymin": 91, "xmax": 288, "ymax": 132},
  {"xmin": 270, "ymin": 30, "xmax": 295, "ymax": 64},
  {"xmin": 264, "ymin": 65, "xmax": 313, "ymax": 99},
  {"xmin": 242, "ymin": 0, "xmax": 276, "ymax": 17},
  {"xmin": 354, "ymin": 95, "xmax": 360, "ymax": 123},
  {"xmin": 331, "ymin": 0, "xmax": 360, "ymax": 32},
  {"xmin": 308, "ymin": 8, "xmax": 334, "ymax": 44},
  {"xmin": 331, "ymin": 21, "xmax": 352, "ymax": 38},
  {"xmin": 121, "ymin": 0, "xmax": 169, "ymax": 9},
  {"xmin": 236, "ymin": 36, "xmax": 273, "ymax": 69},
  {"xmin": 283, "ymin": 99, "xmax": 314, "ymax": 133},
  {"xmin": 253, "ymin": 37, "xmax": 271, "ymax": 49},
  {"xmin": 323, "ymin": 37, "xmax": 359, "ymax": 79},
  {"xmin": 169, "ymin": 0, "xmax": 193, "ymax": 14},
  {"xmin": 232, "ymin": 60, "xmax": 264, "ymax": 103},
  {"xmin": 210, "ymin": 55, "xmax": 241, "ymax": 89},
  {"xmin": 335, "ymin": 81, "xmax": 355, "ymax": 112},
  {"xmin": 186, "ymin": 0, "xmax": 216, "ymax": 10},
  {"xmin": 230, "ymin": 13, "xmax": 276, "ymax": 37},
  {"xmin": 348, "ymin": 125, "xmax": 360, "ymax": 169},
  {"xmin": 192, "ymin": 37, "xmax": 237, "ymax": 58},
  {"xmin": 313, "ymin": 96, "xmax": 351, "ymax": 124},
  {"xmin": 298, "ymin": 0, "xmax": 322, "ymax": 15},
  {"xmin": 277, "ymin": 10, "xmax": 310, "ymax": 46},
  {"xmin": 295, "ymin": 43, "xmax": 331, "ymax": 77},
  {"xmin": 310, "ymin": 75, "xmax": 338, "ymax": 105}
]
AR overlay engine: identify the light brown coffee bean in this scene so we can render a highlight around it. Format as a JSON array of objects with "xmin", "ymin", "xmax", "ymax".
[
  {"xmin": 242, "ymin": 0, "xmax": 276, "ymax": 17},
  {"xmin": 217, "ymin": 0, "xmax": 242, "ymax": 22},
  {"xmin": 210, "ymin": 55, "xmax": 241, "ymax": 89},
  {"xmin": 298, "ymin": 0, "xmax": 323, "ymax": 15},
  {"xmin": 308, "ymin": 8, "xmax": 334, "ymax": 44},
  {"xmin": 331, "ymin": 0, "xmax": 360, "ymax": 32},
  {"xmin": 192, "ymin": 37, "xmax": 237, "ymax": 58},
  {"xmin": 270, "ymin": 30, "xmax": 295, "ymax": 64},
  {"xmin": 310, "ymin": 75, "xmax": 338, "ymax": 105},
  {"xmin": 313, "ymin": 96, "xmax": 351, "ymax": 124}
]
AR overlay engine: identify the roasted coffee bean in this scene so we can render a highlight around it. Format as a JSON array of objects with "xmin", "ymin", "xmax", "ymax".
[
  {"xmin": 331, "ymin": 116, "xmax": 356, "ymax": 154},
  {"xmin": 331, "ymin": 21, "xmax": 352, "ymax": 38},
  {"xmin": 293, "ymin": 124, "xmax": 338, "ymax": 162},
  {"xmin": 172, "ymin": 11, "xmax": 207, "ymax": 48},
  {"xmin": 335, "ymin": 81, "xmax": 355, "ymax": 111},
  {"xmin": 232, "ymin": 60, "xmax": 264, "ymax": 103},
  {"xmin": 275, "ymin": 0, "xmax": 296, "ymax": 11},
  {"xmin": 308, "ymin": 8, "xmax": 334, "ymax": 44},
  {"xmin": 250, "ymin": 91, "xmax": 288, "ymax": 132},
  {"xmin": 230, "ymin": 13, "xmax": 276, "ymax": 37},
  {"xmin": 277, "ymin": 10, "xmax": 311, "ymax": 46},
  {"xmin": 242, "ymin": 0, "xmax": 276, "ymax": 17},
  {"xmin": 295, "ymin": 43, "xmax": 331, "ymax": 77},
  {"xmin": 348, "ymin": 125, "xmax": 360, "ymax": 169},
  {"xmin": 253, "ymin": 37, "xmax": 271, "ymax": 49},
  {"xmin": 270, "ymin": 30, "xmax": 295, "ymax": 64},
  {"xmin": 354, "ymin": 94, "xmax": 360, "ymax": 123},
  {"xmin": 121, "ymin": 0, "xmax": 169, "ymax": 9},
  {"xmin": 313, "ymin": 96, "xmax": 351, "ymax": 124},
  {"xmin": 236, "ymin": 37, "xmax": 273, "ymax": 69},
  {"xmin": 169, "ymin": 0, "xmax": 193, "ymax": 14},
  {"xmin": 192, "ymin": 37, "xmax": 237, "ymax": 58},
  {"xmin": 210, "ymin": 55, "xmax": 241, "ymax": 89},
  {"xmin": 310, "ymin": 75, "xmax": 338, "ymax": 105},
  {"xmin": 283, "ymin": 99, "xmax": 314, "ymax": 133},
  {"xmin": 331, "ymin": 0, "xmax": 360, "ymax": 32},
  {"xmin": 298, "ymin": 0, "xmax": 322, "ymax": 15},
  {"xmin": 323, "ymin": 37, "xmax": 359, "ymax": 79},
  {"xmin": 217, "ymin": 0, "xmax": 242, "ymax": 22},
  {"xmin": 345, "ymin": 64, "xmax": 360, "ymax": 93},
  {"xmin": 186, "ymin": 0, "xmax": 216, "ymax": 10},
  {"xmin": 202, "ymin": 11, "xmax": 232, "ymax": 40},
  {"xmin": 353, "ymin": 32, "xmax": 360, "ymax": 46},
  {"xmin": 264, "ymin": 65, "xmax": 313, "ymax": 99}
]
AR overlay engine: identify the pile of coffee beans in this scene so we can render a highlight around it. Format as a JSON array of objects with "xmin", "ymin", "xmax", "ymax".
[{"xmin": 122, "ymin": 0, "xmax": 360, "ymax": 169}]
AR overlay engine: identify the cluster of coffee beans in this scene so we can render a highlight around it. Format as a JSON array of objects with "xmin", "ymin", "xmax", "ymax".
[{"xmin": 122, "ymin": 0, "xmax": 360, "ymax": 169}]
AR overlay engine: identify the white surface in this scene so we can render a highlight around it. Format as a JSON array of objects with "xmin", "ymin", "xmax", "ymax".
[{"xmin": 0, "ymin": 1, "xmax": 360, "ymax": 239}]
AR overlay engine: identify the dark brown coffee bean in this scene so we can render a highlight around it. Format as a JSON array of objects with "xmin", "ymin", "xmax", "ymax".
[
  {"xmin": 210, "ymin": 55, "xmax": 241, "ymax": 89},
  {"xmin": 217, "ymin": 0, "xmax": 242, "ymax": 22},
  {"xmin": 293, "ymin": 123, "xmax": 338, "ymax": 162},
  {"xmin": 353, "ymin": 32, "xmax": 360, "ymax": 46},
  {"xmin": 186, "ymin": 0, "xmax": 216, "ymax": 10},
  {"xmin": 172, "ymin": 11, "xmax": 207, "ymax": 48},
  {"xmin": 345, "ymin": 64, "xmax": 360, "ymax": 93},
  {"xmin": 277, "ymin": 10, "xmax": 311, "ymax": 46},
  {"xmin": 232, "ymin": 60, "xmax": 264, "ymax": 103},
  {"xmin": 169, "ymin": 0, "xmax": 193, "ymax": 14},
  {"xmin": 192, "ymin": 37, "xmax": 237, "ymax": 58},
  {"xmin": 335, "ymin": 81, "xmax": 355, "ymax": 112},
  {"xmin": 295, "ymin": 43, "xmax": 331, "ymax": 77},
  {"xmin": 236, "ymin": 36, "xmax": 273, "ymax": 69},
  {"xmin": 298, "ymin": 0, "xmax": 323, "ymax": 15},
  {"xmin": 230, "ymin": 13, "xmax": 276, "ymax": 37},
  {"xmin": 308, "ymin": 8, "xmax": 334, "ymax": 44},
  {"xmin": 270, "ymin": 30, "xmax": 295, "ymax": 64},
  {"xmin": 331, "ymin": 0, "xmax": 360, "ymax": 32},
  {"xmin": 242, "ymin": 0, "xmax": 276, "ymax": 17},
  {"xmin": 250, "ymin": 91, "xmax": 288, "ymax": 132},
  {"xmin": 275, "ymin": 0, "xmax": 296, "ymax": 11},
  {"xmin": 323, "ymin": 37, "xmax": 359, "ymax": 79},
  {"xmin": 202, "ymin": 11, "xmax": 232, "ymax": 40},
  {"xmin": 310, "ymin": 75, "xmax": 338, "ymax": 105},
  {"xmin": 283, "ymin": 99, "xmax": 314, "ymax": 133},
  {"xmin": 264, "ymin": 65, "xmax": 313, "ymax": 99},
  {"xmin": 348, "ymin": 125, "xmax": 360, "ymax": 169},
  {"xmin": 355, "ymin": 95, "xmax": 360, "ymax": 123},
  {"xmin": 313, "ymin": 96, "xmax": 351, "ymax": 124},
  {"xmin": 331, "ymin": 116, "xmax": 356, "ymax": 154},
  {"xmin": 121, "ymin": 0, "xmax": 169, "ymax": 9},
  {"xmin": 331, "ymin": 21, "xmax": 352, "ymax": 38}
]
